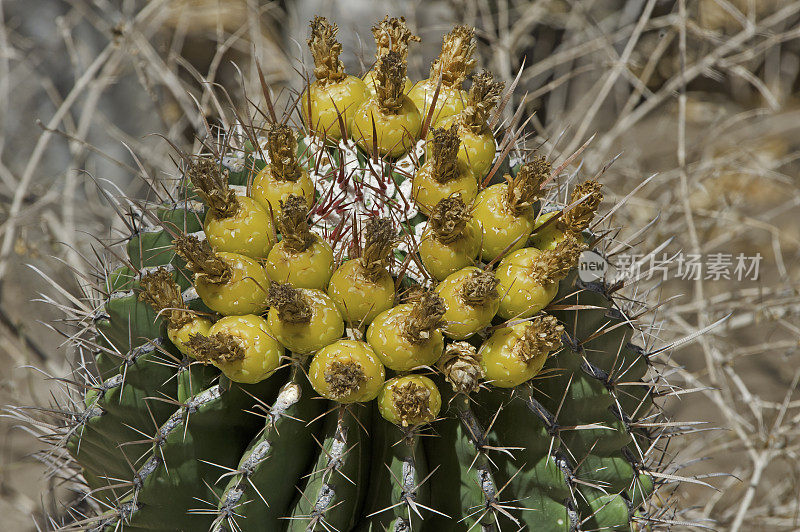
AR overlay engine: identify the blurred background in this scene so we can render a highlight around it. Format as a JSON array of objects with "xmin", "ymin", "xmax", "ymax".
[{"xmin": 0, "ymin": 0, "xmax": 798, "ymax": 529}]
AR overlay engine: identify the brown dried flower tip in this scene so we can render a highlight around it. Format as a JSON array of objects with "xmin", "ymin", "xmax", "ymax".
[
  {"xmin": 392, "ymin": 381, "xmax": 433, "ymax": 427},
  {"xmin": 186, "ymin": 332, "xmax": 245, "ymax": 364},
  {"xmin": 278, "ymin": 195, "xmax": 315, "ymax": 252},
  {"xmin": 359, "ymin": 218, "xmax": 396, "ymax": 280},
  {"xmin": 268, "ymin": 283, "xmax": 312, "ymax": 324},
  {"xmin": 505, "ymin": 157, "xmax": 550, "ymax": 215},
  {"xmin": 429, "ymin": 125, "xmax": 460, "ymax": 183},
  {"xmin": 324, "ymin": 360, "xmax": 367, "ymax": 399},
  {"xmin": 372, "ymin": 16, "xmax": 419, "ymax": 62},
  {"xmin": 459, "ymin": 270, "xmax": 499, "ymax": 306},
  {"xmin": 308, "ymin": 16, "xmax": 346, "ymax": 85},
  {"xmin": 173, "ymin": 234, "xmax": 231, "ymax": 285},
  {"xmin": 402, "ymin": 291, "xmax": 446, "ymax": 345},
  {"xmin": 189, "ymin": 157, "xmax": 238, "ymax": 218},
  {"xmin": 429, "ymin": 25, "xmax": 476, "ymax": 88},
  {"xmin": 513, "ymin": 315, "xmax": 564, "ymax": 364},
  {"xmin": 461, "ymin": 71, "xmax": 504, "ymax": 132},
  {"xmin": 528, "ymin": 233, "xmax": 586, "ymax": 286},
  {"xmin": 563, "ymin": 180, "xmax": 603, "ymax": 233},
  {"xmin": 138, "ymin": 268, "xmax": 192, "ymax": 328},
  {"xmin": 375, "ymin": 52, "xmax": 406, "ymax": 113},
  {"xmin": 438, "ymin": 341, "xmax": 483, "ymax": 394},
  {"xmin": 267, "ymin": 123, "xmax": 301, "ymax": 181},
  {"xmin": 429, "ymin": 195, "xmax": 470, "ymax": 244}
]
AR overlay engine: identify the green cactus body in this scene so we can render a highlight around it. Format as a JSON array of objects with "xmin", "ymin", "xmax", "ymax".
[{"xmin": 46, "ymin": 16, "xmax": 674, "ymax": 532}]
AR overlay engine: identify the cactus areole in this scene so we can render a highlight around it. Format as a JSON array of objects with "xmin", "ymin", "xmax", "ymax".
[{"xmin": 50, "ymin": 15, "xmax": 671, "ymax": 532}]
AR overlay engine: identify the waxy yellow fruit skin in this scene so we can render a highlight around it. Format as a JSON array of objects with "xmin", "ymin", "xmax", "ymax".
[
  {"xmin": 473, "ymin": 183, "xmax": 536, "ymax": 261},
  {"xmin": 267, "ymin": 289, "xmax": 344, "ymax": 354},
  {"xmin": 436, "ymin": 267, "xmax": 500, "ymax": 340},
  {"xmin": 529, "ymin": 211, "xmax": 565, "ymax": 251},
  {"xmin": 407, "ymin": 81, "xmax": 466, "ymax": 127},
  {"xmin": 266, "ymin": 238, "xmax": 334, "ymax": 290},
  {"xmin": 327, "ymin": 259, "xmax": 394, "ymax": 326},
  {"xmin": 496, "ymin": 247, "xmax": 560, "ymax": 320},
  {"xmin": 366, "ymin": 304, "xmax": 444, "ymax": 371},
  {"xmin": 363, "ymin": 70, "xmax": 413, "ymax": 97},
  {"xmin": 411, "ymin": 160, "xmax": 477, "ymax": 215},
  {"xmin": 204, "ymin": 196, "xmax": 275, "ymax": 259},
  {"xmin": 418, "ymin": 217, "xmax": 481, "ymax": 281},
  {"xmin": 194, "ymin": 252, "xmax": 270, "ymax": 316},
  {"xmin": 207, "ymin": 315, "xmax": 283, "ymax": 384},
  {"xmin": 479, "ymin": 322, "xmax": 549, "ymax": 388},
  {"xmin": 301, "ymin": 75, "xmax": 368, "ymax": 141},
  {"xmin": 168, "ymin": 317, "xmax": 212, "ymax": 358},
  {"xmin": 351, "ymin": 96, "xmax": 421, "ymax": 157},
  {"xmin": 378, "ymin": 375, "xmax": 441, "ymax": 426},
  {"xmin": 309, "ymin": 339, "xmax": 385, "ymax": 403},
  {"xmin": 251, "ymin": 167, "xmax": 315, "ymax": 218},
  {"xmin": 438, "ymin": 116, "xmax": 496, "ymax": 180}
]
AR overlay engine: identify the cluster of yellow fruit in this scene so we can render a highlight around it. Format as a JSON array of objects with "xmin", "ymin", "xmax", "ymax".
[{"xmin": 139, "ymin": 16, "xmax": 604, "ymax": 429}]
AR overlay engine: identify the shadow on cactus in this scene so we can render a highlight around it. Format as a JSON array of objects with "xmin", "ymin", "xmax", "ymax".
[{"xmin": 31, "ymin": 15, "xmax": 686, "ymax": 532}]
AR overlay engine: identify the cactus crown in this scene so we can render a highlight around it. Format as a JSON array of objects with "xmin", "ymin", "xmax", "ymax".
[
  {"xmin": 173, "ymin": 234, "xmax": 231, "ymax": 284},
  {"xmin": 278, "ymin": 195, "xmax": 314, "ymax": 252},
  {"xmin": 375, "ymin": 51, "xmax": 406, "ymax": 113},
  {"xmin": 506, "ymin": 156, "xmax": 550, "ymax": 215},
  {"xmin": 137, "ymin": 268, "xmax": 193, "ymax": 328},
  {"xmin": 266, "ymin": 123, "xmax": 301, "ymax": 182},
  {"xmin": 268, "ymin": 283, "xmax": 312, "ymax": 323},
  {"xmin": 189, "ymin": 157, "xmax": 239, "ymax": 218},
  {"xmin": 429, "ymin": 24, "xmax": 476, "ymax": 88},
  {"xmin": 439, "ymin": 341, "xmax": 483, "ymax": 394},
  {"xmin": 564, "ymin": 180, "xmax": 603, "ymax": 233},
  {"xmin": 429, "ymin": 195, "xmax": 470, "ymax": 243},
  {"xmin": 461, "ymin": 70, "xmax": 504, "ymax": 132},
  {"xmin": 402, "ymin": 290, "xmax": 446, "ymax": 345},
  {"xmin": 529, "ymin": 234, "xmax": 586, "ymax": 285},
  {"xmin": 513, "ymin": 315, "xmax": 564, "ymax": 364},
  {"xmin": 359, "ymin": 218, "xmax": 395, "ymax": 280},
  {"xmin": 38, "ymin": 16, "xmax": 677, "ymax": 532},
  {"xmin": 307, "ymin": 16, "xmax": 346, "ymax": 85},
  {"xmin": 459, "ymin": 269, "xmax": 499, "ymax": 306},
  {"xmin": 429, "ymin": 125, "xmax": 460, "ymax": 183}
]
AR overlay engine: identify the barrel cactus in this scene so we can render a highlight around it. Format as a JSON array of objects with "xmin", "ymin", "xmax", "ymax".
[{"xmin": 45, "ymin": 15, "xmax": 670, "ymax": 532}]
